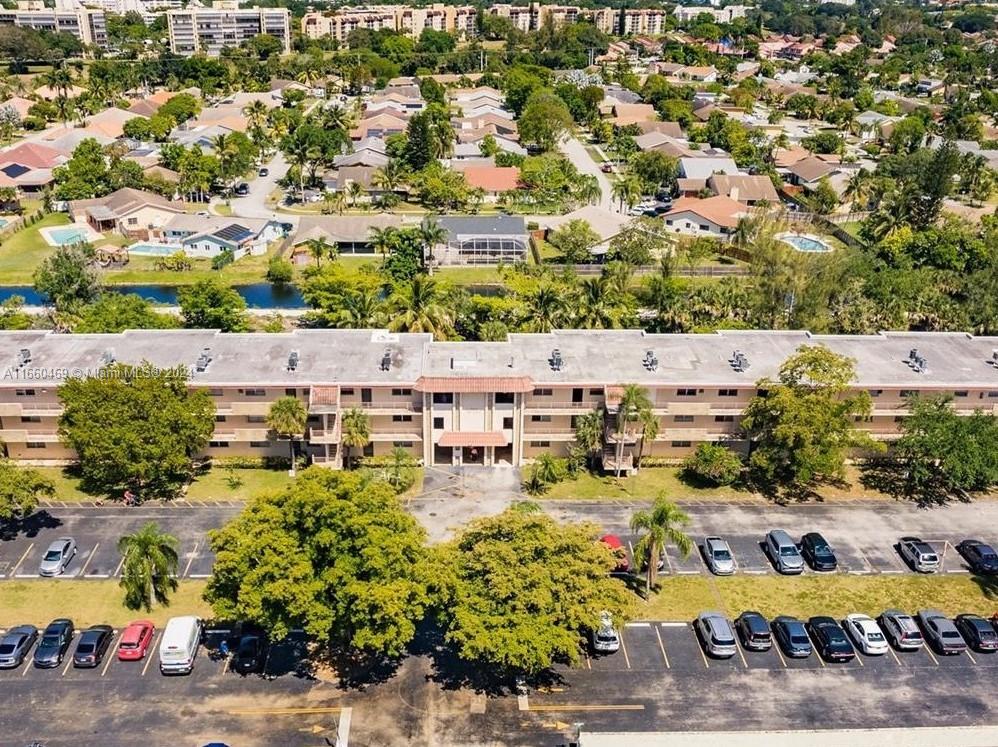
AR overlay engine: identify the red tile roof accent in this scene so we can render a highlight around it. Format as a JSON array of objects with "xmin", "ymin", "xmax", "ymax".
[
  {"xmin": 309, "ymin": 386, "xmax": 340, "ymax": 405},
  {"xmin": 416, "ymin": 376, "xmax": 533, "ymax": 393},
  {"xmin": 438, "ymin": 430, "xmax": 508, "ymax": 447},
  {"xmin": 462, "ymin": 166, "xmax": 520, "ymax": 193}
]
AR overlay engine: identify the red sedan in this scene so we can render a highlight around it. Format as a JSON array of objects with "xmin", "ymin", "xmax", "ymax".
[
  {"xmin": 600, "ymin": 534, "xmax": 630, "ymax": 573},
  {"xmin": 117, "ymin": 620, "xmax": 155, "ymax": 661}
]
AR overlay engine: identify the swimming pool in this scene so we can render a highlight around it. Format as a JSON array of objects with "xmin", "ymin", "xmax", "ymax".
[
  {"xmin": 41, "ymin": 223, "xmax": 103, "ymax": 247},
  {"xmin": 128, "ymin": 242, "xmax": 181, "ymax": 257},
  {"xmin": 778, "ymin": 233, "xmax": 833, "ymax": 253}
]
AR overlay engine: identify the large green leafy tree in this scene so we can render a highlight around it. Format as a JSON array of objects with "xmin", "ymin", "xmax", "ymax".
[
  {"xmin": 58, "ymin": 364, "xmax": 215, "ymax": 496},
  {"xmin": 33, "ymin": 243, "xmax": 103, "ymax": 313},
  {"xmin": 435, "ymin": 509, "xmax": 631, "ymax": 675},
  {"xmin": 741, "ymin": 345, "xmax": 882, "ymax": 493},
  {"xmin": 0, "ymin": 461, "xmax": 54, "ymax": 524},
  {"xmin": 894, "ymin": 395, "xmax": 998, "ymax": 501},
  {"xmin": 73, "ymin": 292, "xmax": 178, "ymax": 333},
  {"xmin": 204, "ymin": 469, "xmax": 435, "ymax": 656},
  {"xmin": 178, "ymin": 278, "xmax": 249, "ymax": 332},
  {"xmin": 518, "ymin": 89, "xmax": 573, "ymax": 152},
  {"xmin": 118, "ymin": 522, "xmax": 180, "ymax": 611}
]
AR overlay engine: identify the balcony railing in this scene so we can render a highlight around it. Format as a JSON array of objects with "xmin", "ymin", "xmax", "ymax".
[
  {"xmin": 341, "ymin": 401, "xmax": 423, "ymax": 413},
  {"xmin": 524, "ymin": 401, "xmax": 597, "ymax": 410}
]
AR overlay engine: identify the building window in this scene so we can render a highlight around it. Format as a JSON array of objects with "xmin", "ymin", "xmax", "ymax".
[
  {"xmin": 531, "ymin": 415, "xmax": 552, "ymax": 423},
  {"xmin": 341, "ymin": 388, "xmax": 355, "ymax": 396},
  {"xmin": 392, "ymin": 414, "xmax": 413, "ymax": 423},
  {"xmin": 899, "ymin": 390, "xmax": 917, "ymax": 398},
  {"xmin": 988, "ymin": 391, "xmax": 998, "ymax": 398},
  {"xmin": 718, "ymin": 389, "xmax": 738, "ymax": 397},
  {"xmin": 127, "ymin": 217, "xmax": 138, "ymax": 225},
  {"xmin": 671, "ymin": 440, "xmax": 692, "ymax": 448},
  {"xmin": 363, "ymin": 443, "xmax": 374, "ymax": 457},
  {"xmin": 894, "ymin": 416, "xmax": 905, "ymax": 423},
  {"xmin": 530, "ymin": 440, "xmax": 550, "ymax": 447},
  {"xmin": 714, "ymin": 415, "xmax": 735, "ymax": 422},
  {"xmin": 244, "ymin": 388, "xmax": 265, "ymax": 397},
  {"xmin": 433, "ymin": 417, "xmax": 444, "ymax": 429},
  {"xmin": 20, "ymin": 416, "xmax": 41, "ymax": 423},
  {"xmin": 588, "ymin": 388, "xmax": 602, "ymax": 396},
  {"xmin": 868, "ymin": 389, "xmax": 882, "ymax": 397},
  {"xmin": 533, "ymin": 388, "xmax": 553, "ymax": 396},
  {"xmin": 209, "ymin": 440, "xmax": 230, "ymax": 448},
  {"xmin": 699, "ymin": 224, "xmax": 709, "ymax": 231},
  {"xmin": 26, "ymin": 442, "xmax": 46, "ymax": 449},
  {"xmin": 285, "ymin": 388, "xmax": 296, "ymax": 396},
  {"xmin": 674, "ymin": 415, "xmax": 694, "ymax": 423},
  {"xmin": 15, "ymin": 389, "xmax": 35, "ymax": 396},
  {"xmin": 954, "ymin": 391, "xmax": 968, "ymax": 397},
  {"xmin": 433, "ymin": 393, "xmax": 454, "ymax": 404},
  {"xmin": 215, "ymin": 415, "xmax": 227, "ymax": 422},
  {"xmin": 392, "ymin": 388, "xmax": 412, "ymax": 396},
  {"xmin": 495, "ymin": 392, "xmax": 514, "ymax": 404},
  {"xmin": 392, "ymin": 441, "xmax": 413, "ymax": 448},
  {"xmin": 247, "ymin": 415, "xmax": 266, "ymax": 423},
  {"xmin": 676, "ymin": 388, "xmax": 697, "ymax": 396},
  {"xmin": 503, "ymin": 416, "xmax": 514, "ymax": 429},
  {"xmin": 250, "ymin": 441, "xmax": 269, "ymax": 447}
]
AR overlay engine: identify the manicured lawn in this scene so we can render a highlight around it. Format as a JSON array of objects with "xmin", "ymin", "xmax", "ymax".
[
  {"xmin": 0, "ymin": 580, "xmax": 211, "ymax": 628},
  {"xmin": 435, "ymin": 265, "xmax": 504, "ymax": 285},
  {"xmin": 103, "ymin": 245, "xmax": 277, "ymax": 286},
  {"xmin": 35, "ymin": 466, "xmax": 294, "ymax": 503},
  {"xmin": 637, "ymin": 574, "xmax": 997, "ymax": 621},
  {"xmin": 0, "ymin": 212, "xmax": 71, "ymax": 284},
  {"xmin": 542, "ymin": 465, "xmax": 895, "ymax": 503},
  {"xmin": 840, "ymin": 221, "xmax": 864, "ymax": 238}
]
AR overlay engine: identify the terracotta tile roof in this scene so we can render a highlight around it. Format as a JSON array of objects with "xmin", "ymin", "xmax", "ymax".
[
  {"xmin": 664, "ymin": 195, "xmax": 748, "ymax": 229},
  {"xmin": 708, "ymin": 174, "xmax": 780, "ymax": 204},
  {"xmin": 0, "ymin": 142, "xmax": 65, "ymax": 169},
  {"xmin": 438, "ymin": 430, "xmax": 508, "ymax": 447},
  {"xmin": 415, "ymin": 376, "xmax": 533, "ymax": 393},
  {"xmin": 462, "ymin": 166, "xmax": 520, "ymax": 193},
  {"xmin": 309, "ymin": 386, "xmax": 339, "ymax": 406}
]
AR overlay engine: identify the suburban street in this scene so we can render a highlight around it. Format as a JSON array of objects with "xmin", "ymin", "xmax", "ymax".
[
  {"xmin": 224, "ymin": 151, "xmax": 293, "ymax": 222},
  {"xmin": 559, "ymin": 132, "xmax": 620, "ymax": 213}
]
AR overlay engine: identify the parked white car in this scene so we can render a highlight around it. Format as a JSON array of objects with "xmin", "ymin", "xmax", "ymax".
[
  {"xmin": 591, "ymin": 611, "xmax": 620, "ymax": 654},
  {"xmin": 844, "ymin": 613, "xmax": 889, "ymax": 655}
]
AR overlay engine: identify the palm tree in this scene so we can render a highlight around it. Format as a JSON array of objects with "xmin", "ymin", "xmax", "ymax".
[
  {"xmin": 368, "ymin": 225, "xmax": 398, "ymax": 260},
  {"xmin": 340, "ymin": 407, "xmax": 370, "ymax": 469},
  {"xmin": 323, "ymin": 104, "xmax": 352, "ymax": 132},
  {"xmin": 611, "ymin": 176, "xmax": 642, "ymax": 212},
  {"xmin": 385, "ymin": 446, "xmax": 415, "ymax": 490},
  {"xmin": 347, "ymin": 180, "xmax": 364, "ymax": 208},
  {"xmin": 533, "ymin": 452, "xmax": 562, "ymax": 483},
  {"xmin": 843, "ymin": 168, "xmax": 873, "ymax": 211},
  {"xmin": 574, "ymin": 174, "xmax": 602, "ymax": 206},
  {"xmin": 576, "ymin": 276, "xmax": 619, "ymax": 329},
  {"xmin": 373, "ymin": 192, "xmax": 401, "ymax": 212},
  {"xmin": 525, "ymin": 284, "xmax": 565, "ymax": 332},
  {"xmin": 372, "ymin": 162, "xmax": 404, "ymax": 193},
  {"xmin": 267, "ymin": 395, "xmax": 308, "ymax": 476},
  {"xmin": 387, "ymin": 275, "xmax": 454, "ymax": 339},
  {"xmin": 574, "ymin": 408, "xmax": 604, "ymax": 472},
  {"xmin": 323, "ymin": 190, "xmax": 346, "ymax": 215},
  {"xmin": 613, "ymin": 384, "xmax": 652, "ymax": 478},
  {"xmin": 418, "ymin": 217, "xmax": 447, "ymax": 270},
  {"xmin": 242, "ymin": 99, "xmax": 269, "ymax": 133},
  {"xmin": 117, "ymin": 522, "xmax": 180, "ymax": 611},
  {"xmin": 305, "ymin": 237, "xmax": 334, "ymax": 268},
  {"xmin": 337, "ymin": 287, "xmax": 384, "ymax": 328},
  {"xmin": 630, "ymin": 496, "xmax": 693, "ymax": 595}
]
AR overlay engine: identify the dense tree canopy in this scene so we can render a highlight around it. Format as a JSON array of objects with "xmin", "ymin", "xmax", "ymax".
[{"xmin": 0, "ymin": 461, "xmax": 54, "ymax": 524}]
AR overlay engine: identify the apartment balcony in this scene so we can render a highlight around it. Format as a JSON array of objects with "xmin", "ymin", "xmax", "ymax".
[
  {"xmin": 524, "ymin": 401, "xmax": 598, "ymax": 412},
  {"xmin": 523, "ymin": 427, "xmax": 576, "ymax": 441},
  {"xmin": 664, "ymin": 402, "xmax": 713, "ymax": 416},
  {"xmin": 213, "ymin": 401, "xmax": 272, "ymax": 417},
  {"xmin": 0, "ymin": 429, "xmax": 61, "ymax": 443},
  {"xmin": 308, "ymin": 427, "xmax": 340, "ymax": 444},
  {"xmin": 343, "ymin": 401, "xmax": 423, "ymax": 415},
  {"xmin": 21, "ymin": 402, "xmax": 64, "ymax": 416},
  {"xmin": 212, "ymin": 428, "xmax": 270, "ymax": 442},
  {"xmin": 369, "ymin": 431, "xmax": 424, "ymax": 442},
  {"xmin": 656, "ymin": 428, "xmax": 740, "ymax": 442},
  {"xmin": 0, "ymin": 403, "xmax": 22, "ymax": 416}
]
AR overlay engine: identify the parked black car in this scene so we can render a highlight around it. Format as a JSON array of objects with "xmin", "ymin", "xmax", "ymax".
[
  {"xmin": 954, "ymin": 614, "xmax": 998, "ymax": 653},
  {"xmin": 33, "ymin": 619, "xmax": 74, "ymax": 668},
  {"xmin": 232, "ymin": 633, "xmax": 267, "ymax": 674},
  {"xmin": 772, "ymin": 616, "xmax": 812, "ymax": 658},
  {"xmin": 807, "ymin": 616, "xmax": 855, "ymax": 662},
  {"xmin": 956, "ymin": 540, "xmax": 998, "ymax": 575},
  {"xmin": 800, "ymin": 533, "xmax": 838, "ymax": 572},
  {"xmin": 73, "ymin": 625, "xmax": 114, "ymax": 668},
  {"xmin": 0, "ymin": 625, "xmax": 38, "ymax": 669},
  {"xmin": 734, "ymin": 611, "xmax": 772, "ymax": 651},
  {"xmin": 234, "ymin": 182, "xmax": 250, "ymax": 196}
]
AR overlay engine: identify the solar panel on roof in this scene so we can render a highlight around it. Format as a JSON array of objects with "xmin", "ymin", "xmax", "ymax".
[
  {"xmin": 214, "ymin": 224, "xmax": 254, "ymax": 242},
  {"xmin": 1, "ymin": 163, "xmax": 29, "ymax": 178}
]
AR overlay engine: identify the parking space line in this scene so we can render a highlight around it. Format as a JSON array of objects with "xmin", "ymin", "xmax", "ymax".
[
  {"xmin": 101, "ymin": 631, "xmax": 120, "ymax": 677},
  {"xmin": 141, "ymin": 632, "xmax": 160, "ymax": 676},
  {"xmin": 528, "ymin": 704, "xmax": 645, "ymax": 712},
  {"xmin": 113, "ymin": 554, "xmax": 125, "ymax": 578},
  {"xmin": 923, "ymin": 646, "xmax": 939, "ymax": 667},
  {"xmin": 736, "ymin": 642, "xmax": 747, "ymax": 668},
  {"xmin": 10, "ymin": 543, "xmax": 33, "ymax": 577},
  {"xmin": 21, "ymin": 660, "xmax": 31, "ymax": 676},
  {"xmin": 61, "ymin": 655, "xmax": 73, "ymax": 676},
  {"xmin": 888, "ymin": 647, "xmax": 902, "ymax": 666},
  {"xmin": 584, "ymin": 650, "xmax": 591, "ymax": 670},
  {"xmin": 77, "ymin": 543, "xmax": 98, "ymax": 577},
  {"xmin": 660, "ymin": 622, "xmax": 687, "ymax": 627},
  {"xmin": 183, "ymin": 541, "xmax": 199, "ymax": 578},
  {"xmin": 227, "ymin": 706, "xmax": 343, "ymax": 716},
  {"xmin": 692, "ymin": 627, "xmax": 709, "ymax": 669},
  {"xmin": 853, "ymin": 652, "xmax": 864, "ymax": 667},
  {"xmin": 773, "ymin": 644, "xmax": 787, "ymax": 668},
  {"xmin": 654, "ymin": 625, "xmax": 670, "ymax": 669},
  {"xmin": 620, "ymin": 631, "xmax": 631, "ymax": 670},
  {"xmin": 660, "ymin": 544, "xmax": 674, "ymax": 575},
  {"xmin": 966, "ymin": 650, "xmax": 977, "ymax": 665}
]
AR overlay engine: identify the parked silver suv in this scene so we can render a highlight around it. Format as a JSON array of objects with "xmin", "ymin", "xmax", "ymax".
[
  {"xmin": 703, "ymin": 536, "xmax": 735, "ymax": 575},
  {"xmin": 899, "ymin": 537, "xmax": 940, "ymax": 573},
  {"xmin": 765, "ymin": 530, "xmax": 804, "ymax": 574},
  {"xmin": 694, "ymin": 612, "xmax": 737, "ymax": 658}
]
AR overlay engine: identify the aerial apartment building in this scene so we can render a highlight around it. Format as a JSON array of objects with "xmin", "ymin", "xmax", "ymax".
[
  {"xmin": 619, "ymin": 8, "xmax": 671, "ymax": 35},
  {"xmin": 673, "ymin": 4, "xmax": 749, "ymax": 24},
  {"xmin": 2, "ymin": 329, "xmax": 997, "ymax": 472},
  {"xmin": 167, "ymin": 0, "xmax": 290, "ymax": 57},
  {"xmin": 301, "ymin": 4, "xmax": 477, "ymax": 44},
  {"xmin": 0, "ymin": 0, "xmax": 107, "ymax": 49},
  {"xmin": 489, "ymin": 3, "xmax": 616, "ymax": 33}
]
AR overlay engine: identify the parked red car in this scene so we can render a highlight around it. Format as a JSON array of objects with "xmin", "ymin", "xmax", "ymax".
[
  {"xmin": 600, "ymin": 534, "xmax": 630, "ymax": 573},
  {"xmin": 117, "ymin": 620, "xmax": 155, "ymax": 661}
]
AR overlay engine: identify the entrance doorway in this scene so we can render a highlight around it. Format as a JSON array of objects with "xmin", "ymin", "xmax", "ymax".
[{"xmin": 462, "ymin": 446, "xmax": 484, "ymax": 465}]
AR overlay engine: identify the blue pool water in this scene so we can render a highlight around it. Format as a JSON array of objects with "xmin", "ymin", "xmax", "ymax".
[
  {"xmin": 128, "ymin": 242, "xmax": 181, "ymax": 257},
  {"xmin": 0, "ymin": 284, "xmax": 306, "ymax": 308},
  {"xmin": 0, "ymin": 218, "xmax": 8, "ymax": 229},
  {"xmin": 49, "ymin": 227, "xmax": 91, "ymax": 245},
  {"xmin": 782, "ymin": 234, "xmax": 832, "ymax": 253}
]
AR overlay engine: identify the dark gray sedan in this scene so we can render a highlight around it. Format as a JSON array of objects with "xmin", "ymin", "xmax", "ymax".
[
  {"xmin": 33, "ymin": 619, "xmax": 74, "ymax": 668},
  {"xmin": 73, "ymin": 625, "xmax": 114, "ymax": 668},
  {"xmin": 0, "ymin": 625, "xmax": 38, "ymax": 669},
  {"xmin": 917, "ymin": 609, "xmax": 967, "ymax": 655}
]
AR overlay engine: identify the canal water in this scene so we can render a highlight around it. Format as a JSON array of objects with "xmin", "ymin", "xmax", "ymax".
[{"xmin": 0, "ymin": 283, "xmax": 306, "ymax": 309}]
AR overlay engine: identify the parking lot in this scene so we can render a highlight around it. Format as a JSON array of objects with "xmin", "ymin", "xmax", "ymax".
[{"xmin": 0, "ymin": 505, "xmax": 239, "ymax": 580}]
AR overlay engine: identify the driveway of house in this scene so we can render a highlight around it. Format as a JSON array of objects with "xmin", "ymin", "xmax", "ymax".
[{"xmin": 559, "ymin": 132, "xmax": 619, "ymax": 213}]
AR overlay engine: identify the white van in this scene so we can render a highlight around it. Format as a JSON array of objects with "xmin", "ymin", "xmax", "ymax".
[{"xmin": 159, "ymin": 616, "xmax": 202, "ymax": 675}]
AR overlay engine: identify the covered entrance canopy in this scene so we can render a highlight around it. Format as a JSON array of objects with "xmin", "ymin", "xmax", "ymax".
[{"xmin": 438, "ymin": 431, "xmax": 507, "ymax": 448}]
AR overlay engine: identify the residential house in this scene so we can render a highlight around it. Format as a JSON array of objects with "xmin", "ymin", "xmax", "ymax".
[
  {"xmin": 0, "ymin": 140, "xmax": 67, "ymax": 192},
  {"xmin": 291, "ymin": 214, "xmax": 409, "ymax": 260},
  {"xmin": 462, "ymin": 166, "xmax": 520, "ymax": 201},
  {"xmin": 0, "ymin": 96, "xmax": 34, "ymax": 120},
  {"xmin": 541, "ymin": 205, "xmax": 629, "ymax": 257},
  {"xmin": 706, "ymin": 174, "xmax": 780, "ymax": 206},
  {"xmin": 68, "ymin": 187, "xmax": 184, "ymax": 238},
  {"xmin": 610, "ymin": 103, "xmax": 658, "ymax": 127},
  {"xmin": 662, "ymin": 195, "xmax": 749, "ymax": 240},
  {"xmin": 126, "ymin": 89, "xmax": 184, "ymax": 118},
  {"xmin": 161, "ymin": 214, "xmax": 284, "ymax": 258},
  {"xmin": 333, "ymin": 149, "xmax": 389, "ymax": 169},
  {"xmin": 350, "ymin": 113, "xmax": 408, "ymax": 140},
  {"xmin": 678, "ymin": 156, "xmax": 739, "ymax": 180},
  {"xmin": 634, "ymin": 121, "xmax": 684, "ymax": 138},
  {"xmin": 452, "ymin": 114, "xmax": 518, "ymax": 139},
  {"xmin": 83, "ymin": 107, "xmax": 144, "ymax": 139},
  {"xmin": 783, "ymin": 155, "xmax": 841, "ymax": 190},
  {"xmin": 434, "ymin": 215, "xmax": 529, "ymax": 265},
  {"xmin": 365, "ymin": 92, "xmax": 425, "ymax": 116}
]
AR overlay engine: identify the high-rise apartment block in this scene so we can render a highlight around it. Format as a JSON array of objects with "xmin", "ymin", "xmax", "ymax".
[
  {"xmin": 167, "ymin": 1, "xmax": 291, "ymax": 57},
  {"xmin": 0, "ymin": 0, "xmax": 107, "ymax": 48},
  {"xmin": 301, "ymin": 4, "xmax": 477, "ymax": 44}
]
